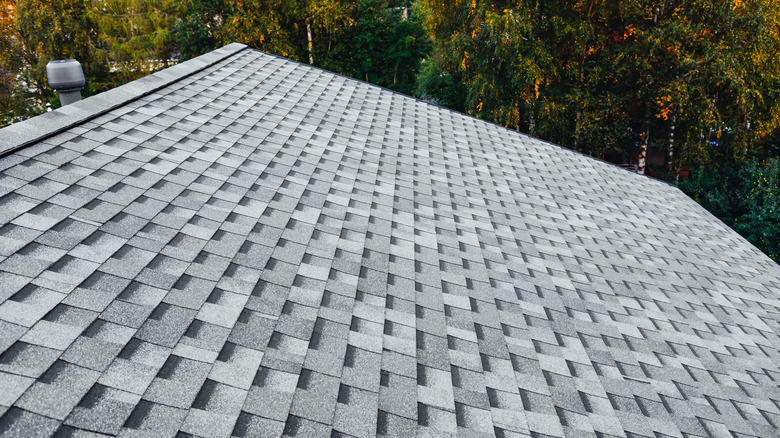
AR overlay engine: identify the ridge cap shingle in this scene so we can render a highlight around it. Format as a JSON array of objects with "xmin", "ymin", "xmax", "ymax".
[{"xmin": 0, "ymin": 43, "xmax": 248, "ymax": 158}]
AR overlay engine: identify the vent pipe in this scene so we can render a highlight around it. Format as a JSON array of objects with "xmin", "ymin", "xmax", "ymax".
[{"xmin": 46, "ymin": 60, "xmax": 85, "ymax": 106}]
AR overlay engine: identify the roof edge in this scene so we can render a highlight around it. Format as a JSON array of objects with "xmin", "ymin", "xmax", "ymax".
[{"xmin": 0, "ymin": 43, "xmax": 248, "ymax": 158}]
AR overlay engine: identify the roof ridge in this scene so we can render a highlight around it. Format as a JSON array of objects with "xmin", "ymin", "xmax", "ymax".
[{"xmin": 0, "ymin": 43, "xmax": 249, "ymax": 158}]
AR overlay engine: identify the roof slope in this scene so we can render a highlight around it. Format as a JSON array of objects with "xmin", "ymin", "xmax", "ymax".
[{"xmin": 1, "ymin": 44, "xmax": 780, "ymax": 438}]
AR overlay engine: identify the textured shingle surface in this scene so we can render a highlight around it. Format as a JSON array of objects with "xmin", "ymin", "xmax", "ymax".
[{"xmin": 2, "ymin": 45, "xmax": 780, "ymax": 438}]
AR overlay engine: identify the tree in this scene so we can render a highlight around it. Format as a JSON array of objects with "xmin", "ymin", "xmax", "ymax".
[
  {"xmin": 414, "ymin": 56, "xmax": 467, "ymax": 111},
  {"xmin": 415, "ymin": 0, "xmax": 621, "ymax": 153},
  {"xmin": 0, "ymin": 0, "xmax": 21, "ymax": 124},
  {"xmin": 172, "ymin": 0, "xmax": 226, "ymax": 61},
  {"xmin": 416, "ymin": 0, "xmax": 780, "ymax": 178},
  {"xmin": 221, "ymin": 0, "xmax": 358, "ymax": 64},
  {"xmin": 221, "ymin": 0, "xmax": 429, "ymax": 93},
  {"xmin": 318, "ymin": 0, "xmax": 430, "ymax": 94},
  {"xmin": 0, "ymin": 0, "xmax": 107, "ymax": 126},
  {"xmin": 221, "ymin": 0, "xmax": 298, "ymax": 60},
  {"xmin": 681, "ymin": 158, "xmax": 780, "ymax": 261},
  {"xmin": 91, "ymin": 0, "xmax": 183, "ymax": 82},
  {"xmin": 593, "ymin": 0, "xmax": 780, "ymax": 175}
]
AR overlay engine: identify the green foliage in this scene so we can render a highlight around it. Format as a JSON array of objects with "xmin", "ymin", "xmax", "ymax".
[
  {"xmin": 220, "ymin": 0, "xmax": 298, "ymax": 59},
  {"xmin": 91, "ymin": 0, "xmax": 183, "ymax": 81},
  {"xmin": 172, "ymin": 0, "xmax": 226, "ymax": 61},
  {"xmin": 680, "ymin": 164, "xmax": 741, "ymax": 222},
  {"xmin": 0, "ymin": 78, "xmax": 48, "ymax": 126},
  {"xmin": 737, "ymin": 160, "xmax": 780, "ymax": 261},
  {"xmin": 681, "ymin": 159, "xmax": 780, "ymax": 261},
  {"xmin": 317, "ymin": 0, "xmax": 430, "ymax": 94},
  {"xmin": 218, "ymin": 0, "xmax": 430, "ymax": 93},
  {"xmin": 0, "ymin": 0, "xmax": 107, "ymax": 126},
  {"xmin": 416, "ymin": 0, "xmax": 780, "ymax": 171},
  {"xmin": 414, "ymin": 57, "xmax": 466, "ymax": 111},
  {"xmin": 379, "ymin": 4, "xmax": 430, "ymax": 93}
]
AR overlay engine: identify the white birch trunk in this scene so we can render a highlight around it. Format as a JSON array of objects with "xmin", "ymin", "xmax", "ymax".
[
  {"xmin": 638, "ymin": 119, "xmax": 649, "ymax": 175},
  {"xmin": 306, "ymin": 20, "xmax": 314, "ymax": 64},
  {"xmin": 667, "ymin": 113, "xmax": 676, "ymax": 173}
]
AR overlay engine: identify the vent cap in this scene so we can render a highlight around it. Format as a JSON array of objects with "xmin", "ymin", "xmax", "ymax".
[{"xmin": 46, "ymin": 59, "xmax": 85, "ymax": 92}]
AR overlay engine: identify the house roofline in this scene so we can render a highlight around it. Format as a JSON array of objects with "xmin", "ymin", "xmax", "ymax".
[
  {"xmin": 0, "ymin": 43, "xmax": 249, "ymax": 158},
  {"xmin": 1, "ymin": 42, "xmax": 678, "ymax": 193}
]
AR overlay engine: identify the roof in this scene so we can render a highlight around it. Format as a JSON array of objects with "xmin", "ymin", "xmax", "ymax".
[{"xmin": 1, "ymin": 43, "xmax": 780, "ymax": 438}]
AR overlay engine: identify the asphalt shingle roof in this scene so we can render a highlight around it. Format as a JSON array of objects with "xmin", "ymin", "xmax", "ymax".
[{"xmin": 1, "ymin": 43, "xmax": 780, "ymax": 437}]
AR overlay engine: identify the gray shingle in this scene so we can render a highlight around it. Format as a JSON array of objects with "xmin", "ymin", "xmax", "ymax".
[
  {"xmin": 288, "ymin": 369, "xmax": 340, "ymax": 424},
  {"xmin": 230, "ymin": 411, "xmax": 285, "ymax": 437},
  {"xmin": 179, "ymin": 379, "xmax": 246, "ymax": 437},
  {"xmin": 135, "ymin": 304, "xmax": 197, "ymax": 348},
  {"xmin": 63, "ymin": 384, "xmax": 139, "ymax": 435},
  {"xmin": 0, "ymin": 372, "xmax": 34, "ymax": 408},
  {"xmin": 143, "ymin": 355, "xmax": 211, "ymax": 409},
  {"xmin": 15, "ymin": 360, "xmax": 101, "ymax": 420},
  {"xmin": 119, "ymin": 400, "xmax": 188, "ymax": 437},
  {"xmin": 243, "ymin": 368, "xmax": 297, "ymax": 422},
  {"xmin": 0, "ymin": 407, "xmax": 61, "ymax": 437}
]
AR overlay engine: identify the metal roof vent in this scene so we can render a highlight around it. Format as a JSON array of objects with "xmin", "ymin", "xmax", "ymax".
[{"xmin": 46, "ymin": 59, "xmax": 85, "ymax": 106}]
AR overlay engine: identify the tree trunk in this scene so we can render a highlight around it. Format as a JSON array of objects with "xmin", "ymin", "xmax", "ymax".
[
  {"xmin": 638, "ymin": 115, "xmax": 650, "ymax": 175},
  {"xmin": 667, "ymin": 113, "xmax": 676, "ymax": 172},
  {"xmin": 306, "ymin": 19, "xmax": 313, "ymax": 64},
  {"xmin": 573, "ymin": 110, "xmax": 580, "ymax": 150},
  {"xmin": 676, "ymin": 132, "xmax": 689, "ymax": 184},
  {"xmin": 573, "ymin": 59, "xmax": 585, "ymax": 150}
]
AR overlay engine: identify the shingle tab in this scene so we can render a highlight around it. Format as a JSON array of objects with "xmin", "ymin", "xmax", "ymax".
[{"xmin": 0, "ymin": 44, "xmax": 779, "ymax": 437}]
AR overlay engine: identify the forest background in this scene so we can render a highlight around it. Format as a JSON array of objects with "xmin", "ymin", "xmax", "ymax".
[{"xmin": 0, "ymin": 0, "xmax": 778, "ymax": 261}]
